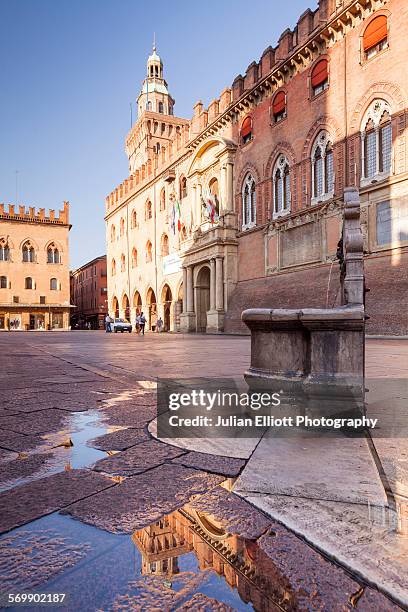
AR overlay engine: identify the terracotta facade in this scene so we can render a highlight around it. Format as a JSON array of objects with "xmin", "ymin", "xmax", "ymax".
[
  {"xmin": 0, "ymin": 202, "xmax": 71, "ymax": 331},
  {"xmin": 71, "ymin": 255, "xmax": 108, "ymax": 329},
  {"xmin": 106, "ymin": 0, "xmax": 408, "ymax": 335}
]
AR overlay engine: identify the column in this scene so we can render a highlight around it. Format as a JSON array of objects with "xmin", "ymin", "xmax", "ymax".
[
  {"xmin": 215, "ymin": 257, "xmax": 223, "ymax": 311},
  {"xmin": 226, "ymin": 162, "xmax": 234, "ymax": 211},
  {"xmin": 210, "ymin": 258, "xmax": 216, "ymax": 311},
  {"xmin": 186, "ymin": 266, "xmax": 194, "ymax": 312},
  {"xmin": 182, "ymin": 267, "xmax": 187, "ymax": 312}
]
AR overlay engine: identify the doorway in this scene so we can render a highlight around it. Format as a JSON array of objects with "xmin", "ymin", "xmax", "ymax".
[{"xmin": 195, "ymin": 266, "xmax": 210, "ymax": 333}]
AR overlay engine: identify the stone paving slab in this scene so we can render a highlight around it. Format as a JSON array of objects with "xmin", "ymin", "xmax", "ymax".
[
  {"xmin": 64, "ymin": 464, "xmax": 224, "ymax": 533},
  {"xmin": 190, "ymin": 485, "xmax": 271, "ymax": 539},
  {"xmin": 258, "ymin": 525, "xmax": 401, "ymax": 612},
  {"xmin": 0, "ymin": 452, "xmax": 54, "ymax": 490},
  {"xmin": 234, "ymin": 430, "xmax": 387, "ymax": 506},
  {"xmin": 241, "ymin": 493, "xmax": 408, "ymax": 608},
  {"xmin": 0, "ymin": 469, "xmax": 116, "ymax": 534},
  {"xmin": 0, "ymin": 432, "xmax": 49, "ymax": 453},
  {"xmin": 99, "ymin": 403, "xmax": 156, "ymax": 428},
  {"xmin": 88, "ymin": 427, "xmax": 150, "ymax": 451},
  {"xmin": 171, "ymin": 451, "xmax": 246, "ymax": 477},
  {"xmin": 0, "ymin": 409, "xmax": 69, "ymax": 435},
  {"xmin": 92, "ymin": 439, "xmax": 186, "ymax": 476}
]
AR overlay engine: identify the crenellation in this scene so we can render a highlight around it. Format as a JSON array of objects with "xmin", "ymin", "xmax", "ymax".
[
  {"xmin": 276, "ymin": 28, "xmax": 293, "ymax": 60},
  {"xmin": 0, "ymin": 203, "xmax": 68, "ymax": 225},
  {"xmin": 244, "ymin": 61, "xmax": 259, "ymax": 90},
  {"xmin": 298, "ymin": 8, "xmax": 316, "ymax": 44},
  {"xmin": 232, "ymin": 75, "xmax": 245, "ymax": 101}
]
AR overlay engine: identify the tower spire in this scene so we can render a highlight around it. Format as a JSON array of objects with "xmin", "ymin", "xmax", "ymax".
[{"xmin": 153, "ymin": 32, "xmax": 156, "ymax": 53}]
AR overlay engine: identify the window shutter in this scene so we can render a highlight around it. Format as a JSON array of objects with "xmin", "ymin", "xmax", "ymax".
[
  {"xmin": 311, "ymin": 59, "xmax": 328, "ymax": 87},
  {"xmin": 241, "ymin": 117, "xmax": 252, "ymax": 138},
  {"xmin": 273, "ymin": 91, "xmax": 286, "ymax": 115},
  {"xmin": 363, "ymin": 15, "xmax": 387, "ymax": 51}
]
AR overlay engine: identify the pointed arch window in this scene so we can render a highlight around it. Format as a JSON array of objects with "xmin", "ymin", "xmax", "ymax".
[
  {"xmin": 311, "ymin": 59, "xmax": 329, "ymax": 97},
  {"xmin": 361, "ymin": 99, "xmax": 392, "ymax": 186},
  {"xmin": 241, "ymin": 116, "xmax": 253, "ymax": 144},
  {"xmin": 160, "ymin": 187, "xmax": 166, "ymax": 211},
  {"xmin": 111, "ymin": 259, "xmax": 116, "ymax": 276},
  {"xmin": 47, "ymin": 244, "xmax": 60, "ymax": 264},
  {"xmin": 22, "ymin": 241, "xmax": 35, "ymax": 263},
  {"xmin": 145, "ymin": 200, "xmax": 153, "ymax": 220},
  {"xmin": 363, "ymin": 15, "xmax": 388, "ymax": 60},
  {"xmin": 161, "ymin": 233, "xmax": 169, "ymax": 257},
  {"xmin": 120, "ymin": 253, "xmax": 126, "ymax": 272},
  {"xmin": 158, "ymin": 101, "xmax": 164, "ymax": 113},
  {"xmin": 311, "ymin": 131, "xmax": 335, "ymax": 203},
  {"xmin": 273, "ymin": 156, "xmax": 291, "ymax": 217},
  {"xmin": 131, "ymin": 248, "xmax": 138, "ymax": 268},
  {"xmin": 241, "ymin": 174, "xmax": 256, "ymax": 230},
  {"xmin": 120, "ymin": 217, "xmax": 125, "ymax": 236},
  {"xmin": 272, "ymin": 91, "xmax": 286, "ymax": 123},
  {"xmin": 146, "ymin": 240, "xmax": 153, "ymax": 263},
  {"xmin": 0, "ymin": 239, "xmax": 10, "ymax": 261},
  {"xmin": 131, "ymin": 210, "xmax": 137, "ymax": 229},
  {"xmin": 111, "ymin": 225, "xmax": 116, "ymax": 242}
]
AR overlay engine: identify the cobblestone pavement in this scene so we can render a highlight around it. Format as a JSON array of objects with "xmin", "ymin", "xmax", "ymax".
[{"xmin": 0, "ymin": 331, "xmax": 406, "ymax": 610}]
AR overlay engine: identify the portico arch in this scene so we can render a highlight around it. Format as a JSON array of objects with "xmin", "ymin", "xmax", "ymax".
[
  {"xmin": 122, "ymin": 294, "xmax": 130, "ymax": 320},
  {"xmin": 161, "ymin": 284, "xmax": 173, "ymax": 331},
  {"xmin": 146, "ymin": 287, "xmax": 157, "ymax": 331},
  {"xmin": 133, "ymin": 290, "xmax": 142, "ymax": 313},
  {"xmin": 112, "ymin": 296, "xmax": 119, "ymax": 318}
]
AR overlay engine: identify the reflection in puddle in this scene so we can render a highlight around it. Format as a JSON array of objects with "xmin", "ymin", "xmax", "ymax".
[
  {"xmin": 0, "ymin": 499, "xmax": 294, "ymax": 611},
  {"xmin": 0, "ymin": 411, "xmax": 122, "ymax": 492}
]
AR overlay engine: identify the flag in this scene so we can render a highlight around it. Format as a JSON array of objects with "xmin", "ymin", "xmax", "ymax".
[
  {"xmin": 176, "ymin": 199, "xmax": 181, "ymax": 231},
  {"xmin": 170, "ymin": 204, "xmax": 176, "ymax": 235}
]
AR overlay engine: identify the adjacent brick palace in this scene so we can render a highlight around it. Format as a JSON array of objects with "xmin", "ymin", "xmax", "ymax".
[{"xmin": 105, "ymin": 0, "xmax": 408, "ymax": 335}]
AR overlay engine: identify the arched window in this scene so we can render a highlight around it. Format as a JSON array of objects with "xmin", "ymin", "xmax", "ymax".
[
  {"xmin": 0, "ymin": 239, "xmax": 10, "ymax": 261},
  {"xmin": 22, "ymin": 241, "xmax": 35, "ymax": 262},
  {"xmin": 120, "ymin": 253, "xmax": 126, "ymax": 272},
  {"xmin": 273, "ymin": 156, "xmax": 291, "ymax": 216},
  {"xmin": 158, "ymin": 101, "xmax": 164, "ymax": 113},
  {"xmin": 111, "ymin": 225, "xmax": 116, "ymax": 242},
  {"xmin": 120, "ymin": 217, "xmax": 125, "ymax": 236},
  {"xmin": 272, "ymin": 91, "xmax": 286, "ymax": 123},
  {"xmin": 242, "ymin": 174, "xmax": 256, "ymax": 230},
  {"xmin": 131, "ymin": 210, "xmax": 137, "ymax": 229},
  {"xmin": 47, "ymin": 244, "xmax": 60, "ymax": 264},
  {"xmin": 147, "ymin": 101, "xmax": 152, "ymax": 111},
  {"xmin": 180, "ymin": 176, "xmax": 187, "ymax": 199},
  {"xmin": 131, "ymin": 248, "xmax": 138, "ymax": 268},
  {"xmin": 146, "ymin": 240, "xmax": 153, "ymax": 263},
  {"xmin": 161, "ymin": 233, "xmax": 169, "ymax": 257},
  {"xmin": 50, "ymin": 278, "xmax": 58, "ymax": 290},
  {"xmin": 311, "ymin": 131, "xmax": 335, "ymax": 202},
  {"xmin": 241, "ymin": 116, "xmax": 252, "ymax": 144},
  {"xmin": 111, "ymin": 259, "xmax": 116, "ymax": 276},
  {"xmin": 363, "ymin": 15, "xmax": 388, "ymax": 60},
  {"xmin": 361, "ymin": 99, "xmax": 392, "ymax": 185},
  {"xmin": 311, "ymin": 59, "xmax": 329, "ymax": 97},
  {"xmin": 0, "ymin": 276, "xmax": 7, "ymax": 288},
  {"xmin": 25, "ymin": 277, "xmax": 33, "ymax": 289},
  {"xmin": 160, "ymin": 187, "xmax": 166, "ymax": 211},
  {"xmin": 145, "ymin": 200, "xmax": 152, "ymax": 220}
]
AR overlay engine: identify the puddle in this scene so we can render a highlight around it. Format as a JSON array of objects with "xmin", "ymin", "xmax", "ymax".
[
  {"xmin": 0, "ymin": 501, "xmax": 288, "ymax": 611},
  {"xmin": 0, "ymin": 411, "xmax": 122, "ymax": 492}
]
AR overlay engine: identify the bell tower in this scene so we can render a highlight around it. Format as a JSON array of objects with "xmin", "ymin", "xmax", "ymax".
[{"xmin": 137, "ymin": 42, "xmax": 175, "ymax": 117}]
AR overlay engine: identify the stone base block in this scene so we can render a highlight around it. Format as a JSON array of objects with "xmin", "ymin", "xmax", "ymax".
[
  {"xmin": 206, "ymin": 310, "xmax": 224, "ymax": 333},
  {"xmin": 179, "ymin": 312, "xmax": 196, "ymax": 333}
]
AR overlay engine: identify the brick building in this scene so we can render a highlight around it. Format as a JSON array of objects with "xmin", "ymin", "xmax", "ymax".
[
  {"xmin": 71, "ymin": 255, "xmax": 108, "ymax": 329},
  {"xmin": 0, "ymin": 202, "xmax": 71, "ymax": 330},
  {"xmin": 106, "ymin": 0, "xmax": 408, "ymax": 335}
]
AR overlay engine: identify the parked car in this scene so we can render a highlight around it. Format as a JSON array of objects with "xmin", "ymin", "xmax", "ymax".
[{"xmin": 112, "ymin": 318, "xmax": 132, "ymax": 333}]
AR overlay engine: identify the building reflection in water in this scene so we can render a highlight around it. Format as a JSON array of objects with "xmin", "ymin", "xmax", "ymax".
[{"xmin": 132, "ymin": 503, "xmax": 293, "ymax": 611}]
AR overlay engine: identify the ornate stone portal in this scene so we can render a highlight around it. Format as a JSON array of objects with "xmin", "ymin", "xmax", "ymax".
[{"xmin": 242, "ymin": 187, "xmax": 365, "ymax": 413}]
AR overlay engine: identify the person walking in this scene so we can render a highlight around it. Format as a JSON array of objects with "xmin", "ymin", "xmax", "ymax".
[
  {"xmin": 105, "ymin": 314, "xmax": 111, "ymax": 333},
  {"xmin": 139, "ymin": 312, "xmax": 146, "ymax": 336},
  {"xmin": 135, "ymin": 313, "xmax": 141, "ymax": 334},
  {"xmin": 156, "ymin": 317, "xmax": 163, "ymax": 333}
]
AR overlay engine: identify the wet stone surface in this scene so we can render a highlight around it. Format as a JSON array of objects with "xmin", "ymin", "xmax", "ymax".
[
  {"xmin": 92, "ymin": 438, "xmax": 186, "ymax": 476},
  {"xmin": 0, "ymin": 452, "xmax": 55, "ymax": 492},
  {"xmin": 87, "ymin": 426, "xmax": 150, "ymax": 451},
  {"xmin": 64, "ymin": 464, "xmax": 224, "ymax": 533},
  {"xmin": 0, "ymin": 408, "xmax": 68, "ymax": 435},
  {"xmin": 0, "ymin": 470, "xmax": 116, "ymax": 533},
  {"xmin": 172, "ymin": 450, "xmax": 246, "ymax": 477}
]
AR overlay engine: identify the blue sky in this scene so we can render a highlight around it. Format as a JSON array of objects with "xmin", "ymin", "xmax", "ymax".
[{"xmin": 0, "ymin": 0, "xmax": 314, "ymax": 269}]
